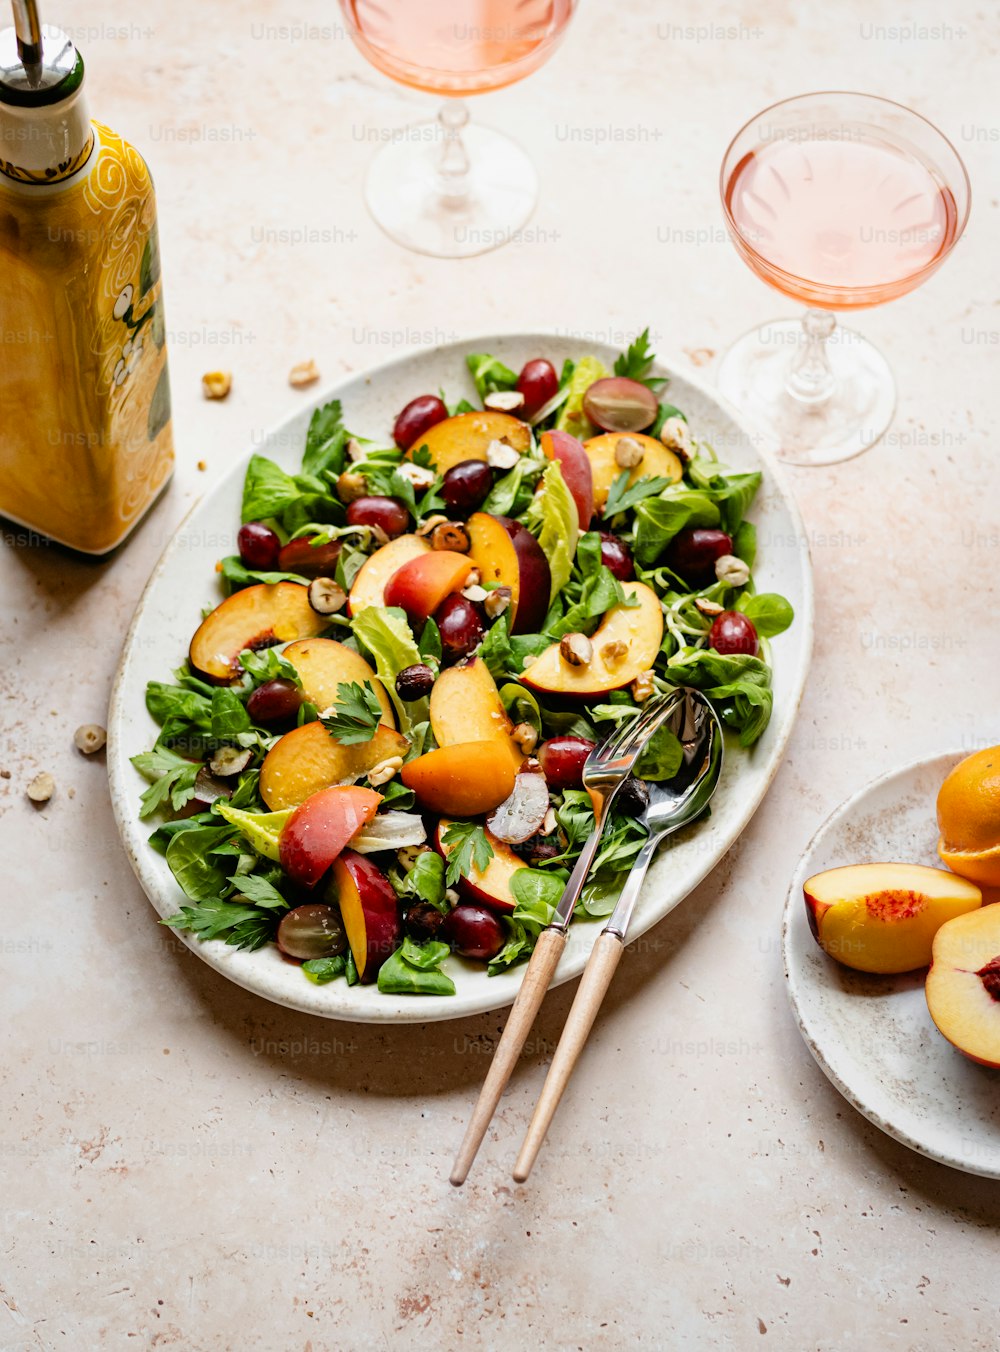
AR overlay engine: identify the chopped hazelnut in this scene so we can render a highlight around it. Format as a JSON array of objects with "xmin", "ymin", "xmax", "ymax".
[
  {"xmin": 560, "ymin": 632, "xmax": 593, "ymax": 667},
  {"xmin": 397, "ymin": 843, "xmax": 431, "ymax": 870},
  {"xmin": 308, "ymin": 577, "xmax": 347, "ymax": 615},
  {"xmin": 484, "ymin": 390, "xmax": 525, "ymax": 412},
  {"xmin": 416, "ymin": 514, "xmax": 449, "ymax": 537},
  {"xmin": 345, "ymin": 437, "xmax": 366, "ymax": 463},
  {"xmin": 715, "ymin": 554, "xmax": 750, "ymax": 587},
  {"xmin": 336, "ymin": 470, "xmax": 367, "ymax": 504},
  {"xmin": 464, "ymin": 568, "xmax": 481, "ymax": 588},
  {"xmin": 484, "ymin": 586, "xmax": 512, "ymax": 619},
  {"xmin": 512, "ymin": 722, "xmax": 538, "ymax": 754},
  {"xmin": 202, "ymin": 370, "xmax": 232, "ymax": 400},
  {"xmin": 601, "ymin": 639, "xmax": 629, "ymax": 665},
  {"xmin": 396, "ymin": 461, "xmax": 436, "ymax": 489},
  {"xmin": 631, "ymin": 670, "xmax": 655, "ymax": 702},
  {"xmin": 209, "ymin": 746, "xmax": 253, "ymax": 777},
  {"xmin": 462, "ymin": 584, "xmax": 488, "ymax": 603},
  {"xmin": 659, "ymin": 415, "xmax": 693, "ymax": 460},
  {"xmin": 288, "ymin": 359, "xmax": 320, "ymax": 389},
  {"xmin": 430, "ymin": 521, "xmax": 470, "ymax": 553},
  {"xmin": 486, "ymin": 439, "xmax": 520, "ymax": 471},
  {"xmin": 695, "ymin": 597, "xmax": 725, "ymax": 617},
  {"xmin": 368, "ymin": 756, "xmax": 404, "ymax": 787},
  {"xmin": 614, "ymin": 436, "xmax": 645, "ymax": 469}
]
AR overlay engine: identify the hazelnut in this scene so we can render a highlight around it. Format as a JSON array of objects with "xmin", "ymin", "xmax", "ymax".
[
  {"xmin": 486, "ymin": 439, "xmax": 520, "ymax": 470},
  {"xmin": 560, "ymin": 632, "xmax": 593, "ymax": 667},
  {"xmin": 695, "ymin": 597, "xmax": 725, "ymax": 617},
  {"xmin": 74, "ymin": 724, "xmax": 107, "ymax": 755},
  {"xmin": 288, "ymin": 359, "xmax": 320, "ymax": 389},
  {"xmin": 715, "ymin": 554, "xmax": 750, "ymax": 587},
  {"xmin": 484, "ymin": 586, "xmax": 512, "ymax": 619},
  {"xmin": 396, "ymin": 461, "xmax": 436, "ymax": 490},
  {"xmin": 368, "ymin": 756, "xmax": 404, "ymax": 787},
  {"xmin": 512, "ymin": 722, "xmax": 538, "ymax": 754},
  {"xmin": 464, "ymin": 568, "xmax": 481, "ymax": 588},
  {"xmin": 541, "ymin": 806, "xmax": 558, "ymax": 836},
  {"xmin": 484, "ymin": 389, "xmax": 525, "ymax": 412},
  {"xmin": 26, "ymin": 771, "xmax": 55, "ymax": 804},
  {"xmin": 416, "ymin": 514, "xmax": 449, "ymax": 537},
  {"xmin": 600, "ymin": 639, "xmax": 629, "ymax": 665},
  {"xmin": 462, "ymin": 584, "xmax": 488, "ymax": 603},
  {"xmin": 660, "ymin": 415, "xmax": 693, "ymax": 460},
  {"xmin": 430, "ymin": 521, "xmax": 470, "ymax": 553},
  {"xmin": 614, "ymin": 435, "xmax": 645, "ymax": 469},
  {"xmin": 308, "ymin": 576, "xmax": 347, "ymax": 615},
  {"xmin": 202, "ymin": 370, "xmax": 232, "ymax": 400},
  {"xmin": 336, "ymin": 470, "xmax": 367, "ymax": 503},
  {"xmin": 345, "ymin": 437, "xmax": 366, "ymax": 463},
  {"xmin": 631, "ymin": 670, "xmax": 655, "ymax": 703}
]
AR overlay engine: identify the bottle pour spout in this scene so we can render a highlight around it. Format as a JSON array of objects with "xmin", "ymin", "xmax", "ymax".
[{"xmin": 12, "ymin": 0, "xmax": 42, "ymax": 85}]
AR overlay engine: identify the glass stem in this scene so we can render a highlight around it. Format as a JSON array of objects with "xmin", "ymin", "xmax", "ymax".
[
  {"xmin": 437, "ymin": 100, "xmax": 471, "ymax": 202},
  {"xmin": 785, "ymin": 309, "xmax": 837, "ymax": 407}
]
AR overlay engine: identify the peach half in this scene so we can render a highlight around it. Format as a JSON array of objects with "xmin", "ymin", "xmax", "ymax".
[
  {"xmin": 407, "ymin": 410, "xmax": 530, "ymax": 475},
  {"xmin": 259, "ymin": 721, "xmax": 409, "ymax": 811},
  {"xmin": 803, "ymin": 862, "xmax": 982, "ymax": 974},
  {"xmin": 925, "ymin": 904, "xmax": 1000, "ymax": 1066},
  {"xmin": 189, "ymin": 582, "xmax": 328, "ymax": 684}
]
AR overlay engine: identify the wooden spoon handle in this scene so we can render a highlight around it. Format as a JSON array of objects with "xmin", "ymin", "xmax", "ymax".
[
  {"xmin": 512, "ymin": 930, "xmax": 624, "ymax": 1183},
  {"xmin": 449, "ymin": 926, "xmax": 568, "ymax": 1187}
]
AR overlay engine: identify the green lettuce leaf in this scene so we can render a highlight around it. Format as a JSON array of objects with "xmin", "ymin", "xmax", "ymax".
[
  {"xmin": 555, "ymin": 355, "xmax": 608, "ymax": 441},
  {"xmin": 524, "ymin": 459, "xmax": 578, "ymax": 601},
  {"xmin": 351, "ymin": 605, "xmax": 427, "ymax": 732}
]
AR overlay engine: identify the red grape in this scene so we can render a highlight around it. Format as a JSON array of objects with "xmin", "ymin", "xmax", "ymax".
[
  {"xmin": 709, "ymin": 610, "xmax": 759, "ymax": 656},
  {"xmin": 395, "ymin": 664, "xmax": 435, "ymax": 701},
  {"xmin": 442, "ymin": 459, "xmax": 493, "ymax": 513},
  {"xmin": 346, "ymin": 495, "xmax": 409, "ymax": 538},
  {"xmin": 598, "ymin": 530, "xmax": 635, "ymax": 581},
  {"xmin": 238, "ymin": 521, "xmax": 281, "ymax": 571},
  {"xmin": 393, "ymin": 394, "xmax": 448, "ymax": 450},
  {"xmin": 277, "ymin": 536, "xmax": 342, "ymax": 577},
  {"xmin": 405, "ymin": 902, "xmax": 444, "ymax": 943},
  {"xmin": 435, "ymin": 594, "xmax": 485, "ymax": 662},
  {"xmin": 247, "ymin": 678, "xmax": 302, "ymax": 727},
  {"xmin": 617, "ymin": 775, "xmax": 650, "ymax": 816},
  {"xmin": 517, "ymin": 359, "xmax": 559, "ymax": 419},
  {"xmin": 441, "ymin": 904, "xmax": 506, "ymax": 961},
  {"xmin": 538, "ymin": 735, "xmax": 596, "ymax": 790},
  {"xmin": 583, "ymin": 377, "xmax": 659, "ymax": 433},
  {"xmin": 665, "ymin": 528, "xmax": 734, "ymax": 586},
  {"xmin": 277, "ymin": 904, "xmax": 347, "ymax": 960}
]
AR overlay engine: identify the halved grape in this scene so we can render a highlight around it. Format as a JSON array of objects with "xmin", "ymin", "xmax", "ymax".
[
  {"xmin": 277, "ymin": 904, "xmax": 347, "ymax": 960},
  {"xmin": 583, "ymin": 377, "xmax": 659, "ymax": 433}
]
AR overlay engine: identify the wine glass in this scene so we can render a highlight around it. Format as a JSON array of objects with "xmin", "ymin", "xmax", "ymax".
[
  {"xmin": 338, "ymin": 0, "xmax": 576, "ymax": 258},
  {"xmin": 717, "ymin": 92, "xmax": 971, "ymax": 466}
]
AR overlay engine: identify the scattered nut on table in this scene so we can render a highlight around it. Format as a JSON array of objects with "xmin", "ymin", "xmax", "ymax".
[
  {"xmin": 560, "ymin": 632, "xmax": 593, "ymax": 667},
  {"xmin": 288, "ymin": 359, "xmax": 319, "ymax": 389},
  {"xmin": 202, "ymin": 370, "xmax": 232, "ymax": 400},
  {"xmin": 26, "ymin": 771, "xmax": 54, "ymax": 804},
  {"xmin": 74, "ymin": 724, "xmax": 107, "ymax": 755}
]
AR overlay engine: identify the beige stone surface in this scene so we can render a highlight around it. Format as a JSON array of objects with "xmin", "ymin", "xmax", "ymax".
[{"xmin": 2, "ymin": 0, "xmax": 999, "ymax": 1347}]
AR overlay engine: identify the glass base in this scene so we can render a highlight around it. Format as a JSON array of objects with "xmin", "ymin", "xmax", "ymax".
[
  {"xmin": 717, "ymin": 319, "xmax": 896, "ymax": 466},
  {"xmin": 364, "ymin": 121, "xmax": 537, "ymax": 258}
]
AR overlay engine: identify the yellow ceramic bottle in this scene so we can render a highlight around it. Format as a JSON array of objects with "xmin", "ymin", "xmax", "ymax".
[{"xmin": 0, "ymin": 1, "xmax": 173, "ymax": 553}]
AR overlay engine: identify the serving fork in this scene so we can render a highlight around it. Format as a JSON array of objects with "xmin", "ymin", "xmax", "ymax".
[{"xmin": 450, "ymin": 689, "xmax": 685, "ymax": 1187}]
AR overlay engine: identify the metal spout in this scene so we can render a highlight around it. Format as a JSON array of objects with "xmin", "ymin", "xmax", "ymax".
[{"xmin": 12, "ymin": 0, "xmax": 42, "ymax": 85}]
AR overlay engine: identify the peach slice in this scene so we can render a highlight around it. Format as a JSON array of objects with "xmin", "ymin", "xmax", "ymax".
[
  {"xmin": 407, "ymin": 410, "xmax": 531, "ymax": 475},
  {"xmin": 803, "ymin": 862, "xmax": 983, "ymax": 974},
  {"xmin": 925, "ymin": 905, "xmax": 1000, "ymax": 1066},
  {"xmin": 278, "ymin": 785, "xmax": 382, "ymax": 887},
  {"xmin": 282, "ymin": 637, "xmax": 393, "ymax": 726},
  {"xmin": 331, "ymin": 849, "xmax": 402, "ymax": 983},
  {"xmin": 583, "ymin": 432, "xmax": 683, "ymax": 513},
  {"xmin": 434, "ymin": 820, "xmax": 523, "ymax": 914},
  {"xmin": 259, "ymin": 721, "xmax": 410, "ymax": 811},
  {"xmin": 522, "ymin": 581, "xmax": 663, "ymax": 697},
  {"xmin": 466, "ymin": 512, "xmax": 551, "ymax": 634},
  {"xmin": 189, "ymin": 582, "xmax": 328, "ymax": 684},
  {"xmin": 383, "ymin": 549, "xmax": 472, "ymax": 625},
  {"xmin": 399, "ymin": 741, "xmax": 517, "ymax": 817},
  {"xmin": 540, "ymin": 429, "xmax": 595, "ymax": 529},
  {"xmin": 348, "ymin": 534, "xmax": 429, "ymax": 616},
  {"xmin": 429, "ymin": 656, "xmax": 523, "ymax": 773}
]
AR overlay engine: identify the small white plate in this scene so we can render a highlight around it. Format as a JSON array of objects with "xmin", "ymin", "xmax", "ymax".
[
  {"xmin": 109, "ymin": 332, "xmax": 813, "ymax": 1023},
  {"xmin": 783, "ymin": 752, "xmax": 1000, "ymax": 1177}
]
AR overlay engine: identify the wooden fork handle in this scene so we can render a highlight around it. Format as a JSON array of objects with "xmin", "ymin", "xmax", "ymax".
[
  {"xmin": 512, "ymin": 930, "xmax": 624, "ymax": 1184},
  {"xmin": 450, "ymin": 927, "xmax": 568, "ymax": 1187}
]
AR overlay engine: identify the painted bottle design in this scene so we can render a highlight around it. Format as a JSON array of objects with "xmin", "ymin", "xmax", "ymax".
[{"xmin": 0, "ymin": 2, "xmax": 173, "ymax": 553}]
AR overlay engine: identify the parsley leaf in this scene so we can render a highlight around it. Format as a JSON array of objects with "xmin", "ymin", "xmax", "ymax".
[
  {"xmin": 161, "ymin": 899, "xmax": 275, "ymax": 951},
  {"xmin": 440, "ymin": 820, "xmax": 494, "ymax": 887},
  {"xmin": 131, "ymin": 746, "xmax": 201, "ymax": 818},
  {"xmin": 228, "ymin": 872, "xmax": 289, "ymax": 910},
  {"xmin": 301, "ymin": 400, "xmax": 347, "ymax": 477},
  {"xmin": 613, "ymin": 327, "xmax": 666, "ymax": 389},
  {"xmin": 321, "ymin": 681, "xmax": 383, "ymax": 744}
]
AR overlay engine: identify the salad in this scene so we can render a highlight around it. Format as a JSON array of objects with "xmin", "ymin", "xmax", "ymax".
[{"xmin": 133, "ymin": 331, "xmax": 794, "ymax": 998}]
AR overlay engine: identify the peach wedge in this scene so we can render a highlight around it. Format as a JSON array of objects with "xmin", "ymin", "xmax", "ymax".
[
  {"xmin": 282, "ymin": 637, "xmax": 394, "ymax": 725},
  {"xmin": 259, "ymin": 721, "xmax": 410, "ymax": 811},
  {"xmin": 583, "ymin": 432, "xmax": 683, "ymax": 513},
  {"xmin": 925, "ymin": 905, "xmax": 1000, "ymax": 1066},
  {"xmin": 399, "ymin": 741, "xmax": 517, "ymax": 817},
  {"xmin": 429, "ymin": 656, "xmax": 523, "ymax": 774},
  {"xmin": 348, "ymin": 534, "xmax": 429, "ymax": 616},
  {"xmin": 803, "ymin": 862, "xmax": 982, "ymax": 974},
  {"xmin": 407, "ymin": 410, "xmax": 530, "ymax": 475},
  {"xmin": 522, "ymin": 581, "xmax": 663, "ymax": 697},
  {"xmin": 189, "ymin": 582, "xmax": 328, "ymax": 684}
]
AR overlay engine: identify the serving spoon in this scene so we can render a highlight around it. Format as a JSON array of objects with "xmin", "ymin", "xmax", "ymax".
[{"xmin": 512, "ymin": 689, "xmax": 724, "ymax": 1182}]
